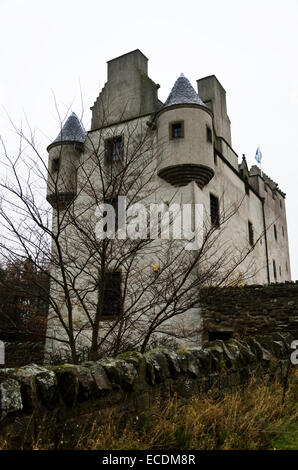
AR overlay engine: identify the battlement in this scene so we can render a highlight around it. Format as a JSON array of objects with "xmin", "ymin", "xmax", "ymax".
[{"xmin": 249, "ymin": 165, "xmax": 286, "ymax": 198}]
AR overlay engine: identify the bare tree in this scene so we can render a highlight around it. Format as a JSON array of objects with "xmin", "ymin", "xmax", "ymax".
[{"xmin": 0, "ymin": 109, "xmax": 263, "ymax": 364}]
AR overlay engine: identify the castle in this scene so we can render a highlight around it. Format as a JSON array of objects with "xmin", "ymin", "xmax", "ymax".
[{"xmin": 45, "ymin": 50, "xmax": 291, "ymax": 359}]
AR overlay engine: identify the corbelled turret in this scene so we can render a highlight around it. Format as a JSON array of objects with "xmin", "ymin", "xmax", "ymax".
[
  {"xmin": 47, "ymin": 113, "xmax": 86, "ymax": 209},
  {"xmin": 156, "ymin": 74, "xmax": 214, "ymax": 188}
]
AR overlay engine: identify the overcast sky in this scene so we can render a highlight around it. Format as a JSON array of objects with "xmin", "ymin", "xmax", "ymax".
[{"xmin": 0, "ymin": 0, "xmax": 297, "ymax": 279}]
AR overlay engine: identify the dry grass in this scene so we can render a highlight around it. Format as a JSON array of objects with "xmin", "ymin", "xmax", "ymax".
[
  {"xmin": 1, "ymin": 369, "xmax": 297, "ymax": 450},
  {"xmin": 75, "ymin": 370, "xmax": 298, "ymax": 450}
]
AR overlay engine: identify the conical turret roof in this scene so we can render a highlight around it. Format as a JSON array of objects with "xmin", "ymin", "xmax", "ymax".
[
  {"xmin": 163, "ymin": 74, "xmax": 206, "ymax": 109},
  {"xmin": 53, "ymin": 112, "xmax": 86, "ymax": 144}
]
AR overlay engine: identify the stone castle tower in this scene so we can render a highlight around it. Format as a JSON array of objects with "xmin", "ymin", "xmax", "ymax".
[{"xmin": 45, "ymin": 49, "xmax": 291, "ymax": 358}]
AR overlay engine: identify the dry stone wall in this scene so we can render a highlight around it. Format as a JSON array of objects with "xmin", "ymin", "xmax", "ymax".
[{"xmin": 0, "ymin": 332, "xmax": 295, "ymax": 449}]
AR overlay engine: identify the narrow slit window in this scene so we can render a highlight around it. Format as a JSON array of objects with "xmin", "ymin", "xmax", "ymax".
[
  {"xmin": 210, "ymin": 194, "xmax": 219, "ymax": 227},
  {"xmin": 248, "ymin": 221, "xmax": 254, "ymax": 246},
  {"xmin": 102, "ymin": 272, "xmax": 122, "ymax": 317},
  {"xmin": 52, "ymin": 157, "xmax": 60, "ymax": 172},
  {"xmin": 103, "ymin": 197, "xmax": 118, "ymax": 233},
  {"xmin": 245, "ymin": 179, "xmax": 249, "ymax": 195},
  {"xmin": 206, "ymin": 126, "xmax": 212, "ymax": 143},
  {"xmin": 273, "ymin": 260, "xmax": 277, "ymax": 281},
  {"xmin": 274, "ymin": 224, "xmax": 278, "ymax": 241}
]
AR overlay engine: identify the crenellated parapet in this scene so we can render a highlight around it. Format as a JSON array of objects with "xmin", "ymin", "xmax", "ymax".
[{"xmin": 249, "ymin": 165, "xmax": 286, "ymax": 199}]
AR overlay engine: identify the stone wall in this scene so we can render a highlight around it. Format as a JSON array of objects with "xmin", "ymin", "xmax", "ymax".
[
  {"xmin": 0, "ymin": 342, "xmax": 44, "ymax": 369},
  {"xmin": 0, "ymin": 283, "xmax": 297, "ymax": 370},
  {"xmin": 0, "ymin": 331, "xmax": 294, "ymax": 449},
  {"xmin": 200, "ymin": 282, "xmax": 298, "ymax": 342}
]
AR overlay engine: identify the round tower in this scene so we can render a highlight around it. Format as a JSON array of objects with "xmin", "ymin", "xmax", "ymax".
[
  {"xmin": 156, "ymin": 74, "xmax": 214, "ymax": 188},
  {"xmin": 46, "ymin": 112, "xmax": 86, "ymax": 209}
]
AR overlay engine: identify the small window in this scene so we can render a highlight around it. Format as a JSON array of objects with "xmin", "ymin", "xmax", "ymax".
[
  {"xmin": 206, "ymin": 126, "xmax": 212, "ymax": 143},
  {"xmin": 210, "ymin": 194, "xmax": 219, "ymax": 227},
  {"xmin": 208, "ymin": 331, "xmax": 232, "ymax": 342},
  {"xmin": 274, "ymin": 224, "xmax": 278, "ymax": 241},
  {"xmin": 103, "ymin": 196, "xmax": 118, "ymax": 232},
  {"xmin": 244, "ymin": 177, "xmax": 249, "ymax": 196},
  {"xmin": 280, "ymin": 199, "xmax": 282, "ymax": 210},
  {"xmin": 248, "ymin": 221, "xmax": 254, "ymax": 246},
  {"xmin": 273, "ymin": 260, "xmax": 277, "ymax": 281},
  {"xmin": 52, "ymin": 157, "xmax": 60, "ymax": 172},
  {"xmin": 282, "ymin": 226, "xmax": 285, "ymax": 237},
  {"xmin": 286, "ymin": 261, "xmax": 288, "ymax": 273},
  {"xmin": 170, "ymin": 121, "xmax": 184, "ymax": 139},
  {"xmin": 102, "ymin": 271, "xmax": 122, "ymax": 317},
  {"xmin": 214, "ymin": 151, "xmax": 217, "ymax": 165},
  {"xmin": 105, "ymin": 136, "xmax": 123, "ymax": 164},
  {"xmin": 279, "ymin": 266, "xmax": 282, "ymax": 276}
]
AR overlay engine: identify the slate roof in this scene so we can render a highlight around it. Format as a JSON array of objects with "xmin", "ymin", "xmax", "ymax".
[
  {"xmin": 239, "ymin": 155, "xmax": 248, "ymax": 172},
  {"xmin": 163, "ymin": 73, "xmax": 206, "ymax": 109},
  {"xmin": 53, "ymin": 112, "xmax": 86, "ymax": 144}
]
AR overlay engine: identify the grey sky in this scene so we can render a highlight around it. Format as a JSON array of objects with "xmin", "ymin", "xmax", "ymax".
[{"xmin": 0, "ymin": 0, "xmax": 297, "ymax": 279}]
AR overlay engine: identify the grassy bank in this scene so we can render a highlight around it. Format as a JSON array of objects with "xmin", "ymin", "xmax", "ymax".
[
  {"xmin": 74, "ymin": 369, "xmax": 297, "ymax": 450},
  {"xmin": 1, "ymin": 369, "xmax": 297, "ymax": 450}
]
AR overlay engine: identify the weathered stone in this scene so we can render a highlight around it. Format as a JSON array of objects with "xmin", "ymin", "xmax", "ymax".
[
  {"xmin": 0, "ymin": 332, "xmax": 295, "ymax": 449},
  {"xmin": 272, "ymin": 340, "xmax": 286, "ymax": 358},
  {"xmin": 53, "ymin": 365, "xmax": 79, "ymax": 407},
  {"xmin": 191, "ymin": 349, "xmax": 213, "ymax": 373},
  {"xmin": 0, "ymin": 378, "xmax": 23, "ymax": 420},
  {"xmin": 91, "ymin": 363, "xmax": 112, "ymax": 391},
  {"xmin": 144, "ymin": 349, "xmax": 170, "ymax": 384},
  {"xmin": 221, "ymin": 342, "xmax": 242, "ymax": 369},
  {"xmin": 270, "ymin": 332, "xmax": 294, "ymax": 352},
  {"xmin": 22, "ymin": 364, "xmax": 58, "ymax": 409},
  {"xmin": 172, "ymin": 376, "xmax": 198, "ymax": 397},
  {"xmin": 35, "ymin": 370, "xmax": 58, "ymax": 408},
  {"xmin": 175, "ymin": 350, "xmax": 199, "ymax": 377},
  {"xmin": 76, "ymin": 366, "xmax": 95, "ymax": 400},
  {"xmin": 71, "ymin": 361, "xmax": 113, "ymax": 396},
  {"xmin": 99, "ymin": 359, "xmax": 137, "ymax": 390},
  {"xmin": 245, "ymin": 338, "xmax": 271, "ymax": 362},
  {"xmin": 164, "ymin": 350, "xmax": 182, "ymax": 376},
  {"xmin": 0, "ymin": 368, "xmax": 37, "ymax": 412},
  {"xmin": 116, "ymin": 351, "xmax": 147, "ymax": 381},
  {"xmin": 226, "ymin": 339, "xmax": 255, "ymax": 365},
  {"xmin": 200, "ymin": 284, "xmax": 298, "ymax": 342},
  {"xmin": 203, "ymin": 341, "xmax": 226, "ymax": 371},
  {"xmin": 76, "ymin": 364, "xmax": 113, "ymax": 399}
]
